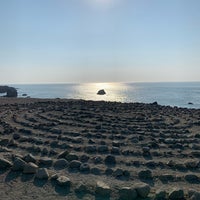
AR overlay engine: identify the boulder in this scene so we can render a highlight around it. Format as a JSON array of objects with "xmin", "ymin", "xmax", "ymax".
[{"xmin": 97, "ymin": 89, "xmax": 106, "ymax": 95}]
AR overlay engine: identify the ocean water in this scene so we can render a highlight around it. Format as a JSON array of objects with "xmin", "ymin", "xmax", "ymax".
[{"xmin": 11, "ymin": 82, "xmax": 200, "ymax": 109}]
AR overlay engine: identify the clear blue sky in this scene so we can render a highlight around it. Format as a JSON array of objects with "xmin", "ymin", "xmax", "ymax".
[{"xmin": 0, "ymin": 0, "xmax": 200, "ymax": 84}]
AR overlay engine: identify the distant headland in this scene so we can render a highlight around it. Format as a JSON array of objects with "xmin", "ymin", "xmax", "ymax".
[{"xmin": 0, "ymin": 86, "xmax": 18, "ymax": 97}]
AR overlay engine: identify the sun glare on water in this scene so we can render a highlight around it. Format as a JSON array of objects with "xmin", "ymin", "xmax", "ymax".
[{"xmin": 76, "ymin": 82, "xmax": 128, "ymax": 102}]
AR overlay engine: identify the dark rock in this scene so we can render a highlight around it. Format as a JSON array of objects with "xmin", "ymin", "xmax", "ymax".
[
  {"xmin": 119, "ymin": 187, "xmax": 137, "ymax": 200},
  {"xmin": 0, "ymin": 86, "xmax": 17, "ymax": 97},
  {"xmin": 69, "ymin": 160, "xmax": 81, "ymax": 169},
  {"xmin": 93, "ymin": 156, "xmax": 103, "ymax": 164},
  {"xmin": 85, "ymin": 145, "xmax": 96, "ymax": 153},
  {"xmin": 185, "ymin": 174, "xmax": 199, "ymax": 183},
  {"xmin": 39, "ymin": 157, "xmax": 53, "ymax": 166},
  {"xmin": 98, "ymin": 145, "xmax": 109, "ymax": 153},
  {"xmin": 23, "ymin": 154, "xmax": 37, "ymax": 163},
  {"xmin": 168, "ymin": 188, "xmax": 184, "ymax": 200},
  {"xmin": 23, "ymin": 162, "xmax": 38, "ymax": 174},
  {"xmin": 75, "ymin": 183, "xmax": 88, "ymax": 194},
  {"xmin": 136, "ymin": 183, "xmax": 150, "ymax": 198},
  {"xmin": 138, "ymin": 169, "xmax": 152, "ymax": 179},
  {"xmin": 97, "ymin": 89, "xmax": 106, "ymax": 95},
  {"xmin": 91, "ymin": 167, "xmax": 101, "ymax": 175},
  {"xmin": 56, "ymin": 176, "xmax": 71, "ymax": 186},
  {"xmin": 36, "ymin": 168, "xmax": 49, "ymax": 179},
  {"xmin": 104, "ymin": 155, "xmax": 116, "ymax": 165},
  {"xmin": 95, "ymin": 181, "xmax": 111, "ymax": 197},
  {"xmin": 80, "ymin": 154, "xmax": 89, "ymax": 162},
  {"xmin": 66, "ymin": 153, "xmax": 79, "ymax": 161},
  {"xmin": 12, "ymin": 157, "xmax": 26, "ymax": 171},
  {"xmin": 113, "ymin": 168, "xmax": 123, "ymax": 177},
  {"xmin": 53, "ymin": 159, "xmax": 68, "ymax": 169},
  {"xmin": 80, "ymin": 163, "xmax": 90, "ymax": 172},
  {"xmin": 155, "ymin": 189, "xmax": 167, "ymax": 200},
  {"xmin": 57, "ymin": 150, "xmax": 69, "ymax": 159},
  {"xmin": 0, "ymin": 158, "xmax": 12, "ymax": 169}
]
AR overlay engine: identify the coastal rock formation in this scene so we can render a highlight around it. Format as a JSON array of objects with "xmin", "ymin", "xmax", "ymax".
[
  {"xmin": 97, "ymin": 89, "xmax": 106, "ymax": 95},
  {"xmin": 0, "ymin": 86, "xmax": 17, "ymax": 97}
]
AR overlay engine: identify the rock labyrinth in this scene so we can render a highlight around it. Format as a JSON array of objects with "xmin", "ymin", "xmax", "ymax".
[{"xmin": 0, "ymin": 98, "xmax": 200, "ymax": 199}]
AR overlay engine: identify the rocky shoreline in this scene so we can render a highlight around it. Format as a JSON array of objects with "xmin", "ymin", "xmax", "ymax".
[{"xmin": 0, "ymin": 98, "xmax": 200, "ymax": 199}]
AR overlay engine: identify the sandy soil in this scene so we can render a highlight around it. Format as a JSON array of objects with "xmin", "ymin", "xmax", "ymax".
[{"xmin": 0, "ymin": 98, "xmax": 200, "ymax": 199}]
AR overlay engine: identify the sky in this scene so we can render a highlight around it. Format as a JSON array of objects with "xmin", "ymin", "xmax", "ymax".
[{"xmin": 0, "ymin": 0, "xmax": 200, "ymax": 84}]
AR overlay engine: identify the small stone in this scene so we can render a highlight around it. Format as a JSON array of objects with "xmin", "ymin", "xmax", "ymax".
[
  {"xmin": 155, "ymin": 189, "xmax": 167, "ymax": 200},
  {"xmin": 159, "ymin": 174, "xmax": 174, "ymax": 182},
  {"xmin": 0, "ymin": 157, "xmax": 12, "ymax": 169},
  {"xmin": 112, "ymin": 141, "xmax": 120, "ymax": 147},
  {"xmin": 66, "ymin": 153, "xmax": 79, "ymax": 161},
  {"xmin": 95, "ymin": 181, "xmax": 111, "ymax": 197},
  {"xmin": 41, "ymin": 148, "xmax": 48, "ymax": 155},
  {"xmin": 188, "ymin": 189, "xmax": 200, "ymax": 200},
  {"xmin": 23, "ymin": 154, "xmax": 37, "ymax": 163},
  {"xmin": 75, "ymin": 183, "xmax": 88, "ymax": 194},
  {"xmin": 39, "ymin": 157, "xmax": 53, "ymax": 166},
  {"xmin": 80, "ymin": 154, "xmax": 89, "ymax": 162},
  {"xmin": 136, "ymin": 183, "xmax": 150, "ymax": 198},
  {"xmin": 93, "ymin": 156, "xmax": 102, "ymax": 164},
  {"xmin": 85, "ymin": 145, "xmax": 96, "ymax": 153},
  {"xmin": 111, "ymin": 147, "xmax": 120, "ymax": 154},
  {"xmin": 168, "ymin": 188, "xmax": 184, "ymax": 200},
  {"xmin": 51, "ymin": 173, "xmax": 59, "ymax": 180},
  {"xmin": 13, "ymin": 133, "xmax": 20, "ymax": 140},
  {"xmin": 80, "ymin": 163, "xmax": 90, "ymax": 172},
  {"xmin": 57, "ymin": 150, "xmax": 69, "ymax": 159},
  {"xmin": 56, "ymin": 176, "xmax": 71, "ymax": 186},
  {"xmin": 36, "ymin": 168, "xmax": 49, "ymax": 179},
  {"xmin": 98, "ymin": 145, "xmax": 109, "ymax": 153},
  {"xmin": 91, "ymin": 167, "xmax": 101, "ymax": 175},
  {"xmin": 12, "ymin": 157, "xmax": 26, "ymax": 171},
  {"xmin": 113, "ymin": 168, "xmax": 123, "ymax": 177},
  {"xmin": 23, "ymin": 162, "xmax": 38, "ymax": 174},
  {"xmin": 51, "ymin": 128, "xmax": 62, "ymax": 134},
  {"xmin": 119, "ymin": 187, "xmax": 137, "ymax": 200},
  {"xmin": 185, "ymin": 160, "xmax": 198, "ymax": 169},
  {"xmin": 105, "ymin": 168, "xmax": 113, "ymax": 176},
  {"xmin": 104, "ymin": 155, "xmax": 116, "ymax": 165},
  {"xmin": 185, "ymin": 174, "xmax": 199, "ymax": 183},
  {"xmin": 53, "ymin": 159, "xmax": 68, "ymax": 169},
  {"xmin": 69, "ymin": 160, "xmax": 82, "ymax": 169},
  {"xmin": 138, "ymin": 169, "xmax": 152, "ymax": 179}
]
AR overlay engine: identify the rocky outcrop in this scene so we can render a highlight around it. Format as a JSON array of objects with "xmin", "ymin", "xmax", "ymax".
[
  {"xmin": 0, "ymin": 86, "xmax": 17, "ymax": 97},
  {"xmin": 97, "ymin": 89, "xmax": 106, "ymax": 95}
]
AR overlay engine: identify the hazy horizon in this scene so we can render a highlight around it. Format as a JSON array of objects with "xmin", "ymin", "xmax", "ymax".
[{"xmin": 1, "ymin": 0, "xmax": 200, "ymax": 84}]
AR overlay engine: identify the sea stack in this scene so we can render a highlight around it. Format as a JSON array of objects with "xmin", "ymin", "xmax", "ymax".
[{"xmin": 97, "ymin": 89, "xmax": 106, "ymax": 95}]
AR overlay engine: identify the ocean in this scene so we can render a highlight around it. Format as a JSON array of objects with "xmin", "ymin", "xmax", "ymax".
[{"xmin": 11, "ymin": 82, "xmax": 200, "ymax": 109}]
